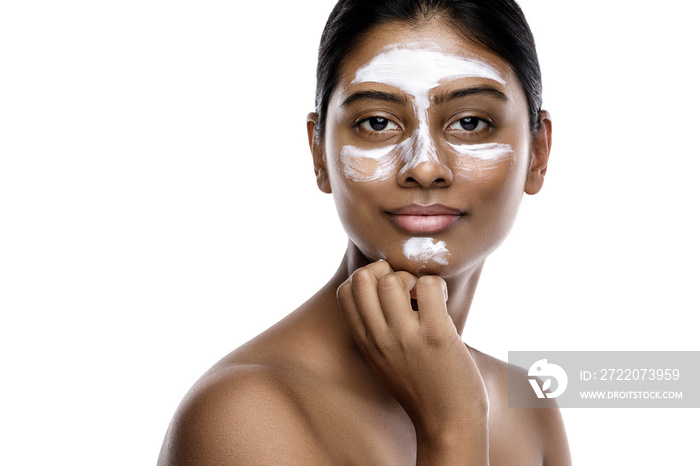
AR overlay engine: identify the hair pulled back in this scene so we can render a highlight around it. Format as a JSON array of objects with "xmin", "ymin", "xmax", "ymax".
[{"xmin": 314, "ymin": 0, "xmax": 542, "ymax": 139}]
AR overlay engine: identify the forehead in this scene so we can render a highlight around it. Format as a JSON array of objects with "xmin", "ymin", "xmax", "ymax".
[
  {"xmin": 338, "ymin": 20, "xmax": 515, "ymax": 91},
  {"xmin": 352, "ymin": 46, "xmax": 506, "ymax": 89}
]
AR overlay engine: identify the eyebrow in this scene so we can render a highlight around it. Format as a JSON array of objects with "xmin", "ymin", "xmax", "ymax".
[
  {"xmin": 341, "ymin": 90, "xmax": 410, "ymax": 107},
  {"xmin": 432, "ymin": 86, "xmax": 509, "ymax": 106}
]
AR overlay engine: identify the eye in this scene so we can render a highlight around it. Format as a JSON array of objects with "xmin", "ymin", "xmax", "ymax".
[
  {"xmin": 447, "ymin": 117, "xmax": 489, "ymax": 132},
  {"xmin": 358, "ymin": 116, "xmax": 399, "ymax": 132}
]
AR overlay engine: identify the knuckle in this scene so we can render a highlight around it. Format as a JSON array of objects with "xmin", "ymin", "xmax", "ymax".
[
  {"xmin": 336, "ymin": 281, "xmax": 352, "ymax": 301},
  {"xmin": 377, "ymin": 273, "xmax": 402, "ymax": 291},
  {"xmin": 352, "ymin": 268, "xmax": 375, "ymax": 287},
  {"xmin": 394, "ymin": 271, "xmax": 417, "ymax": 289},
  {"xmin": 370, "ymin": 260, "xmax": 393, "ymax": 274},
  {"xmin": 354, "ymin": 261, "xmax": 392, "ymax": 282},
  {"xmin": 417, "ymin": 275, "xmax": 445, "ymax": 289}
]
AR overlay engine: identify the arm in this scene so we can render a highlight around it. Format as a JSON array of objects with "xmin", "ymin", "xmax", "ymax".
[
  {"xmin": 157, "ymin": 365, "xmax": 332, "ymax": 466},
  {"xmin": 337, "ymin": 261, "xmax": 490, "ymax": 465}
]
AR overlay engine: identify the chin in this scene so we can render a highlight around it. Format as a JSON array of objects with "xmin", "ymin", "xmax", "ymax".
[{"xmin": 384, "ymin": 256, "xmax": 450, "ymax": 278}]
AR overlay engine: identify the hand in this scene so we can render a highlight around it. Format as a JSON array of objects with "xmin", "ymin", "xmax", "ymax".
[{"xmin": 337, "ymin": 261, "xmax": 489, "ymax": 452}]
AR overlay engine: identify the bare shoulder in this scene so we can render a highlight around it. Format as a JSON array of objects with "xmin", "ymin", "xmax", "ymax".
[
  {"xmin": 469, "ymin": 347, "xmax": 572, "ymax": 466},
  {"xmin": 157, "ymin": 362, "xmax": 330, "ymax": 466}
]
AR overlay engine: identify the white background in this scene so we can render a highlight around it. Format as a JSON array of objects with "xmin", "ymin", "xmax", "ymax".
[{"xmin": 1, "ymin": 0, "xmax": 698, "ymax": 464}]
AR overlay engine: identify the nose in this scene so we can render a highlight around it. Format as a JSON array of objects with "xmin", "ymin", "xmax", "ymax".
[{"xmin": 397, "ymin": 135, "xmax": 453, "ymax": 189}]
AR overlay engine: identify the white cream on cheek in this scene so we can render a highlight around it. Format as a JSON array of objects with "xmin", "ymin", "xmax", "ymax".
[
  {"xmin": 447, "ymin": 141, "xmax": 515, "ymax": 181},
  {"xmin": 340, "ymin": 44, "xmax": 509, "ymax": 182},
  {"xmin": 340, "ymin": 144, "xmax": 397, "ymax": 182},
  {"xmin": 447, "ymin": 142, "xmax": 513, "ymax": 160},
  {"xmin": 403, "ymin": 237, "xmax": 450, "ymax": 266}
]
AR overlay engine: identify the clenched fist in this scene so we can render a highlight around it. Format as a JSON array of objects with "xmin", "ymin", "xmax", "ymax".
[{"xmin": 337, "ymin": 260, "xmax": 490, "ymax": 464}]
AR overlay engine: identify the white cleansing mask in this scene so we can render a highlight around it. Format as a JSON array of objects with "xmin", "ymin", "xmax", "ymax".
[
  {"xmin": 403, "ymin": 237, "xmax": 450, "ymax": 265},
  {"xmin": 340, "ymin": 44, "xmax": 510, "ymax": 182},
  {"xmin": 447, "ymin": 141, "xmax": 515, "ymax": 181}
]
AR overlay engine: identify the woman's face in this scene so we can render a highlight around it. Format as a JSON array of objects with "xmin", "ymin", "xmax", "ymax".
[{"xmin": 310, "ymin": 20, "xmax": 550, "ymax": 277}]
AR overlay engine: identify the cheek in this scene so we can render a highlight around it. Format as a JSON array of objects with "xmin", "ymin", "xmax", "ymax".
[
  {"xmin": 338, "ymin": 144, "xmax": 399, "ymax": 182},
  {"xmin": 449, "ymin": 142, "xmax": 530, "ymax": 235},
  {"xmin": 326, "ymin": 160, "xmax": 390, "ymax": 258},
  {"xmin": 470, "ymin": 153, "xmax": 530, "ymax": 245},
  {"xmin": 447, "ymin": 142, "xmax": 517, "ymax": 183},
  {"xmin": 338, "ymin": 141, "xmax": 526, "ymax": 185}
]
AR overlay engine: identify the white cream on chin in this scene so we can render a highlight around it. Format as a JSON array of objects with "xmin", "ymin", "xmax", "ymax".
[
  {"xmin": 403, "ymin": 237, "xmax": 450, "ymax": 265},
  {"xmin": 339, "ymin": 44, "xmax": 507, "ymax": 183}
]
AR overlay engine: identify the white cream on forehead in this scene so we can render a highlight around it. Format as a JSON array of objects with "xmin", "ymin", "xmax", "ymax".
[
  {"xmin": 340, "ymin": 44, "xmax": 511, "ymax": 183},
  {"xmin": 403, "ymin": 237, "xmax": 450, "ymax": 265},
  {"xmin": 352, "ymin": 45, "xmax": 505, "ymax": 90}
]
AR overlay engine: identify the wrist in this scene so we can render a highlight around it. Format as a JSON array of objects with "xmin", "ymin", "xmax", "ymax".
[{"xmin": 415, "ymin": 416, "xmax": 489, "ymax": 466}]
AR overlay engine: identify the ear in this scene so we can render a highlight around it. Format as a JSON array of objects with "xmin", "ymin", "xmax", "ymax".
[
  {"xmin": 524, "ymin": 110, "xmax": 552, "ymax": 195},
  {"xmin": 307, "ymin": 112, "xmax": 332, "ymax": 194}
]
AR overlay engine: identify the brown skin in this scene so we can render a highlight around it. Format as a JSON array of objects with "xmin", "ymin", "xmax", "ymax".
[{"xmin": 158, "ymin": 19, "xmax": 571, "ymax": 465}]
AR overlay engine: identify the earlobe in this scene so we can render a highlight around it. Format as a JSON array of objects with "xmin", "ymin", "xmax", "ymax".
[
  {"xmin": 307, "ymin": 112, "xmax": 332, "ymax": 194},
  {"xmin": 525, "ymin": 110, "xmax": 552, "ymax": 195}
]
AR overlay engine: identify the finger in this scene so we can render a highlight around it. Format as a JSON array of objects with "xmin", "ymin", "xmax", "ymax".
[
  {"xmin": 337, "ymin": 279, "xmax": 366, "ymax": 341},
  {"xmin": 393, "ymin": 271, "xmax": 418, "ymax": 293},
  {"xmin": 377, "ymin": 273, "xmax": 417, "ymax": 331},
  {"xmin": 350, "ymin": 261, "xmax": 394, "ymax": 332},
  {"xmin": 414, "ymin": 275, "xmax": 450, "ymax": 327}
]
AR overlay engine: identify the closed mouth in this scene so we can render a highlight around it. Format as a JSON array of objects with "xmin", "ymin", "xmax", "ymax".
[{"xmin": 386, "ymin": 204, "xmax": 465, "ymax": 234}]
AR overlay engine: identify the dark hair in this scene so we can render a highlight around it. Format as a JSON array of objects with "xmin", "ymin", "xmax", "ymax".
[{"xmin": 314, "ymin": 0, "xmax": 542, "ymax": 140}]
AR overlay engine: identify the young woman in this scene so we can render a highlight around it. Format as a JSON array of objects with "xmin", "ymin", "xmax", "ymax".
[{"xmin": 158, "ymin": 0, "xmax": 571, "ymax": 464}]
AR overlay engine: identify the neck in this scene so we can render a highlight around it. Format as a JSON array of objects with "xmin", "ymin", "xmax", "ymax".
[{"xmin": 330, "ymin": 240, "xmax": 484, "ymax": 336}]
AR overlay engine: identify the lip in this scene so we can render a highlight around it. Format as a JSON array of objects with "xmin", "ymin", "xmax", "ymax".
[{"xmin": 387, "ymin": 204, "xmax": 465, "ymax": 234}]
